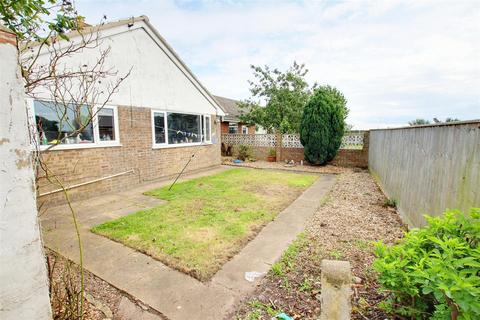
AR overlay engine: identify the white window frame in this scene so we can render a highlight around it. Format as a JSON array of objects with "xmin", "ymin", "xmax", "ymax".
[
  {"xmin": 151, "ymin": 109, "xmax": 213, "ymax": 149},
  {"xmin": 242, "ymin": 125, "xmax": 249, "ymax": 134},
  {"xmin": 203, "ymin": 115, "xmax": 212, "ymax": 143},
  {"xmin": 28, "ymin": 99, "xmax": 121, "ymax": 151},
  {"xmin": 151, "ymin": 110, "xmax": 168, "ymax": 147}
]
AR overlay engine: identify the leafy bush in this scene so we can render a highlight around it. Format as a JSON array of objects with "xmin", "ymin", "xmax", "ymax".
[
  {"xmin": 300, "ymin": 85, "xmax": 348, "ymax": 165},
  {"xmin": 373, "ymin": 208, "xmax": 480, "ymax": 319},
  {"xmin": 236, "ymin": 145, "xmax": 252, "ymax": 161}
]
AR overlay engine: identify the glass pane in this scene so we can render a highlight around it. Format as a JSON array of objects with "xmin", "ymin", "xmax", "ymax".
[
  {"xmin": 201, "ymin": 115, "xmax": 205, "ymax": 142},
  {"xmin": 34, "ymin": 100, "xmax": 94, "ymax": 145},
  {"xmin": 98, "ymin": 108, "xmax": 115, "ymax": 141},
  {"xmin": 154, "ymin": 112, "xmax": 165, "ymax": 144},
  {"xmin": 206, "ymin": 116, "xmax": 211, "ymax": 141},
  {"xmin": 228, "ymin": 123, "xmax": 237, "ymax": 133},
  {"xmin": 167, "ymin": 113, "xmax": 201, "ymax": 144}
]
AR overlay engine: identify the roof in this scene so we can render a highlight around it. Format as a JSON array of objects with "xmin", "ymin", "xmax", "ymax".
[
  {"xmin": 29, "ymin": 16, "xmax": 225, "ymax": 116},
  {"xmin": 213, "ymin": 95, "xmax": 244, "ymax": 118}
]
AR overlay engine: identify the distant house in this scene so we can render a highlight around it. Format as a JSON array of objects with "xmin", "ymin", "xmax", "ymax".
[
  {"xmin": 214, "ymin": 95, "xmax": 256, "ymax": 134},
  {"xmin": 28, "ymin": 16, "xmax": 225, "ymax": 207}
]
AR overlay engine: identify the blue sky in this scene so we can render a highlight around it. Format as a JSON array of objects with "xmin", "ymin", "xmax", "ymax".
[{"xmin": 76, "ymin": 0, "xmax": 480, "ymax": 129}]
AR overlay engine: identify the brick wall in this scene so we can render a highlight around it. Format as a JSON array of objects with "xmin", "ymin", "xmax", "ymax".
[
  {"xmin": 220, "ymin": 121, "xmax": 255, "ymax": 134},
  {"xmin": 247, "ymin": 132, "xmax": 370, "ymax": 168},
  {"xmin": 37, "ymin": 106, "xmax": 221, "ymax": 207}
]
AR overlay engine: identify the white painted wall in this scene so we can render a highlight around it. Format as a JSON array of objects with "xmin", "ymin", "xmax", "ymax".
[
  {"xmin": 31, "ymin": 19, "xmax": 224, "ymax": 116},
  {"xmin": 0, "ymin": 29, "xmax": 52, "ymax": 319}
]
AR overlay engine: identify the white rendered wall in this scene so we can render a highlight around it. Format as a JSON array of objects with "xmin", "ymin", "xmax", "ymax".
[
  {"xmin": 31, "ymin": 21, "xmax": 222, "ymax": 116},
  {"xmin": 0, "ymin": 29, "xmax": 52, "ymax": 319}
]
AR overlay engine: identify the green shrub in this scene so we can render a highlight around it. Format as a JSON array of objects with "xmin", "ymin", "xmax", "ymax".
[
  {"xmin": 300, "ymin": 85, "xmax": 348, "ymax": 165},
  {"xmin": 236, "ymin": 145, "xmax": 252, "ymax": 161},
  {"xmin": 373, "ymin": 208, "xmax": 480, "ymax": 319}
]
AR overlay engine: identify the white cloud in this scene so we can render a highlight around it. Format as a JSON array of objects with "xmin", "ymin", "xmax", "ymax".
[{"xmin": 76, "ymin": 0, "xmax": 480, "ymax": 129}]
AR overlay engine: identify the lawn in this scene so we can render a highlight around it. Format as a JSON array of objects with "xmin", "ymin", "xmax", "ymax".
[{"xmin": 92, "ymin": 168, "xmax": 317, "ymax": 281}]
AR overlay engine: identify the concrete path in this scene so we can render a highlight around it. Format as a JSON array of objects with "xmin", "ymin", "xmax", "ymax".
[{"xmin": 41, "ymin": 166, "xmax": 336, "ymax": 320}]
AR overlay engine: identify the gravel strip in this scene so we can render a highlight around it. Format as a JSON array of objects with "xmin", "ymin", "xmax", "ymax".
[{"xmin": 222, "ymin": 158, "xmax": 349, "ymax": 174}]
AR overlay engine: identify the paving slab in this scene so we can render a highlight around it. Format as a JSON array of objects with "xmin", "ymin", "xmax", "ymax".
[{"xmin": 41, "ymin": 166, "xmax": 336, "ymax": 320}]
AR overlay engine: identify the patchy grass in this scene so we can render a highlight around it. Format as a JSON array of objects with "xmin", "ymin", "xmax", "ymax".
[{"xmin": 92, "ymin": 168, "xmax": 317, "ymax": 281}]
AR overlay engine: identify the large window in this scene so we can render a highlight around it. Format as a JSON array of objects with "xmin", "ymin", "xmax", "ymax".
[
  {"xmin": 152, "ymin": 110, "xmax": 212, "ymax": 147},
  {"xmin": 168, "ymin": 113, "xmax": 201, "ymax": 144},
  {"xmin": 32, "ymin": 100, "xmax": 119, "ymax": 149}
]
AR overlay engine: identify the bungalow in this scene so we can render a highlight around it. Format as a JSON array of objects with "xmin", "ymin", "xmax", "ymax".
[
  {"xmin": 214, "ymin": 95, "xmax": 256, "ymax": 134},
  {"xmin": 29, "ymin": 16, "xmax": 226, "ymax": 207}
]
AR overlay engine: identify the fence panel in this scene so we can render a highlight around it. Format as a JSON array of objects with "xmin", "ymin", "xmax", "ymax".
[
  {"xmin": 221, "ymin": 133, "xmax": 276, "ymax": 147},
  {"xmin": 222, "ymin": 131, "xmax": 365, "ymax": 150}
]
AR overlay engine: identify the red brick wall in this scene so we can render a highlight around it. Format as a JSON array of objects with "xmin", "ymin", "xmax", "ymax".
[
  {"xmin": 220, "ymin": 121, "xmax": 255, "ymax": 134},
  {"xmin": 37, "ymin": 106, "xmax": 221, "ymax": 207},
  {"xmin": 247, "ymin": 132, "xmax": 370, "ymax": 168},
  {"xmin": 221, "ymin": 122, "xmax": 229, "ymax": 134}
]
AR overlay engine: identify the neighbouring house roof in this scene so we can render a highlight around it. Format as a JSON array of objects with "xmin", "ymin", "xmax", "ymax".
[
  {"xmin": 213, "ymin": 95, "xmax": 245, "ymax": 122},
  {"xmin": 28, "ymin": 16, "xmax": 225, "ymax": 116}
]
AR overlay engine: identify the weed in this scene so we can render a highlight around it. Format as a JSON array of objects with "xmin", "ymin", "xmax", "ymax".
[
  {"xmin": 355, "ymin": 239, "xmax": 372, "ymax": 251},
  {"xmin": 299, "ymin": 278, "xmax": 313, "ymax": 292},
  {"xmin": 270, "ymin": 233, "xmax": 308, "ymax": 278},
  {"xmin": 271, "ymin": 262, "xmax": 284, "ymax": 277},
  {"xmin": 383, "ymin": 198, "xmax": 397, "ymax": 208},
  {"xmin": 330, "ymin": 250, "xmax": 344, "ymax": 260}
]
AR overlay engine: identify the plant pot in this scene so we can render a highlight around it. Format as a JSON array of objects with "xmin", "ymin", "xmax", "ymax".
[{"xmin": 267, "ymin": 156, "xmax": 276, "ymax": 162}]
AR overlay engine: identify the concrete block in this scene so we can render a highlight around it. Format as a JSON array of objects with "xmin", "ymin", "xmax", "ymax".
[{"xmin": 320, "ymin": 260, "xmax": 352, "ymax": 320}]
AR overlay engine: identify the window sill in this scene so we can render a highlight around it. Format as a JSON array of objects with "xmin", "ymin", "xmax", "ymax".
[
  {"xmin": 39, "ymin": 142, "xmax": 122, "ymax": 151},
  {"xmin": 152, "ymin": 142, "xmax": 213, "ymax": 149}
]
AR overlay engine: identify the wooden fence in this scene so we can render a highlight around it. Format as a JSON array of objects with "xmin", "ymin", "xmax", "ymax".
[{"xmin": 369, "ymin": 121, "xmax": 480, "ymax": 227}]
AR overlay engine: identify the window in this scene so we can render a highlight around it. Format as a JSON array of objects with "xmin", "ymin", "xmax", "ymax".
[
  {"xmin": 151, "ymin": 110, "xmax": 212, "ymax": 147},
  {"xmin": 242, "ymin": 125, "xmax": 249, "ymax": 134},
  {"xmin": 168, "ymin": 113, "xmax": 201, "ymax": 144},
  {"xmin": 153, "ymin": 112, "xmax": 166, "ymax": 144},
  {"xmin": 228, "ymin": 123, "xmax": 238, "ymax": 134},
  {"xmin": 98, "ymin": 108, "xmax": 116, "ymax": 141},
  {"xmin": 32, "ymin": 100, "xmax": 119, "ymax": 149},
  {"xmin": 203, "ymin": 115, "xmax": 211, "ymax": 142}
]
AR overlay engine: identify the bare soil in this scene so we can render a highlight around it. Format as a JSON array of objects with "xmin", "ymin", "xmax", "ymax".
[
  {"xmin": 46, "ymin": 249, "xmax": 165, "ymax": 320},
  {"xmin": 232, "ymin": 171, "xmax": 406, "ymax": 319}
]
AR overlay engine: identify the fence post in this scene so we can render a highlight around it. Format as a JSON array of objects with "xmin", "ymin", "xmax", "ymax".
[
  {"xmin": 275, "ymin": 132, "xmax": 282, "ymax": 162},
  {"xmin": 362, "ymin": 130, "xmax": 370, "ymax": 152}
]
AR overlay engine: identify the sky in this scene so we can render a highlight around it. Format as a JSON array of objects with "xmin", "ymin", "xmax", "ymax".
[{"xmin": 75, "ymin": 0, "xmax": 480, "ymax": 129}]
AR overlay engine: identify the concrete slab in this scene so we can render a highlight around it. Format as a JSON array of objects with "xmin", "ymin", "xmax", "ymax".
[{"xmin": 41, "ymin": 167, "xmax": 336, "ymax": 320}]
